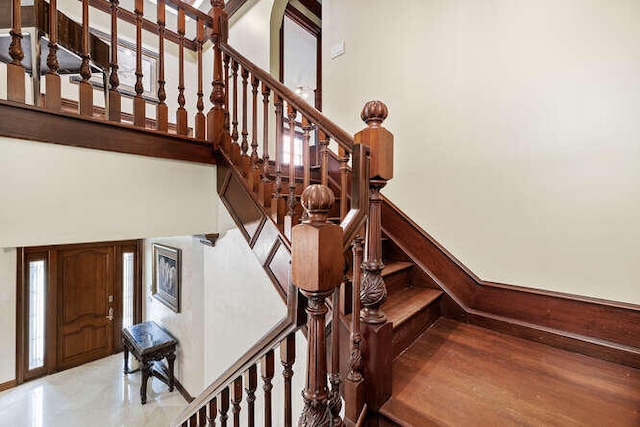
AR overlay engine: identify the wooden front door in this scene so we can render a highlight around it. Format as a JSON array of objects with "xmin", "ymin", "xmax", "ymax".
[{"xmin": 57, "ymin": 246, "xmax": 116, "ymax": 370}]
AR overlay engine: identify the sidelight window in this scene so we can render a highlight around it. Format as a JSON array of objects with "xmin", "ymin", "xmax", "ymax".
[{"xmin": 28, "ymin": 260, "xmax": 46, "ymax": 370}]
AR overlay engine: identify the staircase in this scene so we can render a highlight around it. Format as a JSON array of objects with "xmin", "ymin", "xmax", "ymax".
[{"xmin": 3, "ymin": 0, "xmax": 640, "ymax": 425}]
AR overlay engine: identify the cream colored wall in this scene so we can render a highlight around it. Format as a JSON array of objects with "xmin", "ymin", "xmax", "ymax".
[
  {"xmin": 144, "ymin": 236, "xmax": 205, "ymax": 394},
  {"xmin": 229, "ymin": 0, "xmax": 275, "ymax": 71},
  {"xmin": 323, "ymin": 0, "xmax": 640, "ymax": 304},
  {"xmin": 0, "ymin": 249, "xmax": 16, "ymax": 384}
]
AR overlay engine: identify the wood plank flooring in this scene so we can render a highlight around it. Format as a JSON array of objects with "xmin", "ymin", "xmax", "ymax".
[{"xmin": 381, "ymin": 318, "xmax": 640, "ymax": 426}]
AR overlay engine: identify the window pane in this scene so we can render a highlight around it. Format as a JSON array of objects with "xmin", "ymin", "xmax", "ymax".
[
  {"xmin": 282, "ymin": 135, "xmax": 303, "ymax": 166},
  {"xmin": 28, "ymin": 260, "xmax": 45, "ymax": 370},
  {"xmin": 122, "ymin": 252, "xmax": 134, "ymax": 329}
]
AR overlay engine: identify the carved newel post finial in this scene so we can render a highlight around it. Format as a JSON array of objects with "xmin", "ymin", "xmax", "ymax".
[
  {"xmin": 355, "ymin": 100, "xmax": 393, "ymax": 324},
  {"xmin": 292, "ymin": 185, "xmax": 344, "ymax": 427}
]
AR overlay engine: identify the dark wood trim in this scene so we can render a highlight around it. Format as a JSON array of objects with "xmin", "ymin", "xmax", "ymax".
[
  {"xmin": 0, "ymin": 379, "xmax": 17, "ymax": 392},
  {"xmin": 285, "ymin": 3, "xmax": 320, "ymax": 37},
  {"xmin": 298, "ymin": 0, "xmax": 321, "ymax": 20},
  {"xmin": 135, "ymin": 240, "xmax": 144, "ymax": 325},
  {"xmin": 224, "ymin": 0, "xmax": 249, "ymax": 17},
  {"xmin": 0, "ymin": 101, "xmax": 215, "ymax": 165},
  {"xmin": 15, "ymin": 248, "xmax": 24, "ymax": 385},
  {"xmin": 379, "ymin": 195, "xmax": 640, "ymax": 368},
  {"xmin": 174, "ymin": 376, "xmax": 195, "ymax": 403}
]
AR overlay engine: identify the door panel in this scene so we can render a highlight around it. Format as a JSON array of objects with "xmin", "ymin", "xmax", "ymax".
[{"xmin": 57, "ymin": 247, "xmax": 114, "ymax": 370}]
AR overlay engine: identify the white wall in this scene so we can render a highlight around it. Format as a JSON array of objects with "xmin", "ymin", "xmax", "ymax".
[
  {"xmin": 0, "ymin": 249, "xmax": 16, "ymax": 384},
  {"xmin": 229, "ymin": 0, "xmax": 276, "ymax": 71},
  {"xmin": 144, "ymin": 236, "xmax": 205, "ymax": 395},
  {"xmin": 323, "ymin": 0, "xmax": 640, "ymax": 304}
]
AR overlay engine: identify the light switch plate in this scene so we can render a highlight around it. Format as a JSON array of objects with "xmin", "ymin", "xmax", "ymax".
[{"xmin": 331, "ymin": 40, "xmax": 345, "ymax": 59}]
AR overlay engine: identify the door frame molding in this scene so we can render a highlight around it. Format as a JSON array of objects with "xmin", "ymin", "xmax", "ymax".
[{"xmin": 15, "ymin": 239, "xmax": 143, "ymax": 384}]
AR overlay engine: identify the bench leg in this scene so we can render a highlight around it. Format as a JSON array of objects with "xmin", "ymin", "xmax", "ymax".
[
  {"xmin": 167, "ymin": 353, "xmax": 176, "ymax": 392},
  {"xmin": 123, "ymin": 343, "xmax": 130, "ymax": 374},
  {"xmin": 140, "ymin": 361, "xmax": 151, "ymax": 404}
]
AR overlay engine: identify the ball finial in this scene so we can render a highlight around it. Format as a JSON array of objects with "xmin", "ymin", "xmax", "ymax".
[
  {"xmin": 361, "ymin": 101, "xmax": 388, "ymax": 127},
  {"xmin": 301, "ymin": 185, "xmax": 335, "ymax": 223}
]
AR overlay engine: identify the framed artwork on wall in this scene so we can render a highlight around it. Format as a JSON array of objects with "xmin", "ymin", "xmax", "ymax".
[{"xmin": 152, "ymin": 244, "xmax": 181, "ymax": 313}]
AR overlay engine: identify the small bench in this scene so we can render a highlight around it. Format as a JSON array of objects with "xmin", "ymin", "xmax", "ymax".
[{"xmin": 122, "ymin": 321, "xmax": 177, "ymax": 404}]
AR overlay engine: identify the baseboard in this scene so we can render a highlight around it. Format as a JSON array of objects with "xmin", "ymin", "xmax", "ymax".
[
  {"xmin": 381, "ymin": 195, "xmax": 640, "ymax": 367},
  {"xmin": 0, "ymin": 379, "xmax": 17, "ymax": 393},
  {"xmin": 174, "ymin": 377, "xmax": 194, "ymax": 403}
]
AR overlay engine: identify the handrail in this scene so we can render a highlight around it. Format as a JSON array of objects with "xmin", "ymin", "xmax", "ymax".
[
  {"xmin": 341, "ymin": 143, "xmax": 370, "ymax": 250},
  {"xmin": 220, "ymin": 42, "xmax": 355, "ymax": 152}
]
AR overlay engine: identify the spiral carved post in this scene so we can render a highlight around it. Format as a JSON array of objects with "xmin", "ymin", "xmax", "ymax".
[
  {"xmin": 7, "ymin": 0, "xmax": 25, "ymax": 102},
  {"xmin": 292, "ymin": 185, "xmax": 344, "ymax": 427},
  {"xmin": 355, "ymin": 100, "xmax": 394, "ymax": 411},
  {"xmin": 207, "ymin": 0, "xmax": 228, "ymax": 149},
  {"xmin": 45, "ymin": 0, "xmax": 61, "ymax": 111}
]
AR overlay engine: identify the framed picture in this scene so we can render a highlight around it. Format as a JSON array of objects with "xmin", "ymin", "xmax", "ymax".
[
  {"xmin": 152, "ymin": 244, "xmax": 181, "ymax": 313},
  {"xmin": 71, "ymin": 29, "xmax": 159, "ymax": 103}
]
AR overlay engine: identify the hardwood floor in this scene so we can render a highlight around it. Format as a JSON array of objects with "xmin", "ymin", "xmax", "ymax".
[{"xmin": 381, "ymin": 318, "xmax": 640, "ymax": 426}]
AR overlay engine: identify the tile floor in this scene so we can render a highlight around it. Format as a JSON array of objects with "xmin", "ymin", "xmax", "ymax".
[{"xmin": 0, "ymin": 354, "xmax": 188, "ymax": 427}]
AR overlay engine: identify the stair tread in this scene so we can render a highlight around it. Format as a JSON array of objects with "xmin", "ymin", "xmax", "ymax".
[
  {"xmin": 384, "ymin": 287, "xmax": 443, "ymax": 328},
  {"xmin": 382, "ymin": 261, "xmax": 414, "ymax": 277}
]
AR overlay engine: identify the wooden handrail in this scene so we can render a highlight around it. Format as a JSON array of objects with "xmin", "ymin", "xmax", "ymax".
[
  {"xmin": 341, "ymin": 143, "xmax": 370, "ymax": 250},
  {"xmin": 171, "ymin": 282, "xmax": 302, "ymax": 426},
  {"xmin": 220, "ymin": 42, "xmax": 355, "ymax": 152}
]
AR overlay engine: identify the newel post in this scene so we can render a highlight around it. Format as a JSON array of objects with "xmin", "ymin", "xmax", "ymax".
[
  {"xmin": 355, "ymin": 101, "xmax": 394, "ymax": 410},
  {"xmin": 292, "ymin": 185, "xmax": 344, "ymax": 427},
  {"xmin": 207, "ymin": 0, "xmax": 229, "ymax": 149}
]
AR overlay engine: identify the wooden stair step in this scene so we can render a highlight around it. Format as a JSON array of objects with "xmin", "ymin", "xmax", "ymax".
[
  {"xmin": 384, "ymin": 287, "xmax": 442, "ymax": 328},
  {"xmin": 382, "ymin": 261, "xmax": 413, "ymax": 278},
  {"xmin": 382, "ymin": 261, "xmax": 414, "ymax": 294}
]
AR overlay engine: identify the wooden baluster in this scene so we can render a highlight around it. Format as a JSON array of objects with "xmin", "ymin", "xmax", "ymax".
[
  {"xmin": 176, "ymin": 8, "xmax": 188, "ymax": 135},
  {"xmin": 7, "ymin": 0, "xmax": 25, "ymax": 102},
  {"xmin": 208, "ymin": 397, "xmax": 218, "ymax": 426},
  {"xmin": 302, "ymin": 117, "xmax": 312, "ymax": 189},
  {"xmin": 319, "ymin": 131, "xmax": 330, "ymax": 186},
  {"xmin": 44, "ymin": 0, "xmax": 61, "ymax": 110},
  {"xmin": 292, "ymin": 185, "xmax": 344, "ymax": 426},
  {"xmin": 271, "ymin": 95, "xmax": 286, "ymax": 230},
  {"xmin": 329, "ymin": 286, "xmax": 344, "ymax": 427},
  {"xmin": 261, "ymin": 349, "xmax": 275, "ymax": 427},
  {"xmin": 345, "ymin": 236, "xmax": 365, "ymax": 424},
  {"xmin": 231, "ymin": 377, "xmax": 242, "ymax": 427},
  {"xmin": 356, "ymin": 101, "xmax": 394, "ymax": 410},
  {"xmin": 284, "ymin": 104, "xmax": 298, "ymax": 238},
  {"xmin": 207, "ymin": 0, "xmax": 227, "ymax": 149},
  {"xmin": 189, "ymin": 413, "xmax": 197, "ymax": 427},
  {"xmin": 219, "ymin": 387, "xmax": 230, "ymax": 427},
  {"xmin": 230, "ymin": 60, "xmax": 240, "ymax": 163},
  {"xmin": 258, "ymin": 83, "xmax": 272, "ymax": 207},
  {"xmin": 195, "ymin": 17, "xmax": 206, "ymax": 140},
  {"xmin": 79, "ymin": 0, "xmax": 93, "ymax": 116},
  {"xmin": 339, "ymin": 147, "xmax": 350, "ymax": 221},
  {"xmin": 244, "ymin": 364, "xmax": 257, "ymax": 427},
  {"xmin": 108, "ymin": 0, "xmax": 121, "ymax": 121},
  {"xmin": 240, "ymin": 66, "xmax": 250, "ymax": 174},
  {"xmin": 280, "ymin": 333, "xmax": 295, "ymax": 427},
  {"xmin": 247, "ymin": 74, "xmax": 260, "ymax": 191},
  {"xmin": 155, "ymin": 0, "xmax": 167, "ymax": 130},
  {"xmin": 198, "ymin": 405, "xmax": 207, "ymax": 426},
  {"xmin": 222, "ymin": 53, "xmax": 231, "ymax": 151},
  {"xmin": 133, "ymin": 0, "xmax": 145, "ymax": 126}
]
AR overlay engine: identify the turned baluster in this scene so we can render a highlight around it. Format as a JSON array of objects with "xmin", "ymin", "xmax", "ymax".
[
  {"xmin": 189, "ymin": 413, "xmax": 197, "ymax": 427},
  {"xmin": 344, "ymin": 236, "xmax": 365, "ymax": 424},
  {"xmin": 231, "ymin": 377, "xmax": 242, "ymax": 427},
  {"xmin": 155, "ymin": 0, "xmax": 167, "ymax": 129},
  {"xmin": 258, "ymin": 83, "xmax": 272, "ymax": 207},
  {"xmin": 280, "ymin": 333, "xmax": 295, "ymax": 427},
  {"xmin": 194, "ymin": 17, "xmax": 206, "ymax": 140},
  {"xmin": 357, "ymin": 100, "xmax": 394, "ymax": 411},
  {"xmin": 208, "ymin": 397, "xmax": 218, "ymax": 426},
  {"xmin": 198, "ymin": 405, "xmax": 207, "ymax": 426},
  {"xmin": 240, "ymin": 66, "xmax": 250, "ymax": 173},
  {"xmin": 219, "ymin": 387, "xmax": 230, "ymax": 427},
  {"xmin": 108, "ymin": 0, "xmax": 121, "ymax": 121},
  {"xmin": 207, "ymin": 0, "xmax": 227, "ymax": 149},
  {"xmin": 302, "ymin": 117, "xmax": 312, "ymax": 189},
  {"xmin": 230, "ymin": 60, "xmax": 240, "ymax": 162},
  {"xmin": 44, "ymin": 0, "xmax": 61, "ymax": 111},
  {"xmin": 339, "ymin": 147, "xmax": 350, "ymax": 221},
  {"xmin": 244, "ymin": 364, "xmax": 257, "ymax": 427},
  {"xmin": 329, "ymin": 285, "xmax": 344, "ymax": 427},
  {"xmin": 133, "ymin": 0, "xmax": 145, "ymax": 126},
  {"xmin": 285, "ymin": 104, "xmax": 298, "ymax": 238},
  {"xmin": 292, "ymin": 185, "xmax": 344, "ymax": 427},
  {"xmin": 247, "ymin": 74, "xmax": 260, "ymax": 190},
  {"xmin": 261, "ymin": 349, "xmax": 275, "ymax": 427},
  {"xmin": 319, "ymin": 131, "xmax": 330, "ymax": 186},
  {"xmin": 222, "ymin": 53, "xmax": 231, "ymax": 150},
  {"xmin": 271, "ymin": 95, "xmax": 286, "ymax": 229},
  {"xmin": 176, "ymin": 8, "xmax": 188, "ymax": 135},
  {"xmin": 7, "ymin": 0, "xmax": 25, "ymax": 102},
  {"xmin": 79, "ymin": 0, "xmax": 93, "ymax": 116}
]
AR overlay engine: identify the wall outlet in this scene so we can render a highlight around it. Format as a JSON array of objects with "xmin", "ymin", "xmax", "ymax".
[{"xmin": 331, "ymin": 40, "xmax": 345, "ymax": 59}]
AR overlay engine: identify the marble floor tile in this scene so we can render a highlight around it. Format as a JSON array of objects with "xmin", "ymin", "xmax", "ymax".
[{"xmin": 0, "ymin": 354, "xmax": 188, "ymax": 427}]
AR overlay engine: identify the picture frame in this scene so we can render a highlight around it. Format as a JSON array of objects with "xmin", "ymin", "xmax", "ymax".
[
  {"xmin": 71, "ymin": 29, "xmax": 159, "ymax": 103},
  {"xmin": 152, "ymin": 244, "xmax": 181, "ymax": 313}
]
